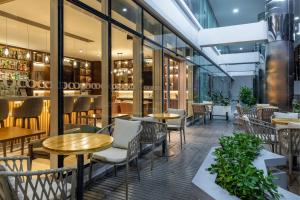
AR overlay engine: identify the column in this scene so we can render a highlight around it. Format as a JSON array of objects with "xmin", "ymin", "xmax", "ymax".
[{"xmin": 265, "ymin": 0, "xmax": 294, "ymax": 110}]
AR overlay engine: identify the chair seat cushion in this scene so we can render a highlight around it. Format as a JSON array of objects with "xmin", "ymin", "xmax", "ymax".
[
  {"xmin": 92, "ymin": 147, "xmax": 127, "ymax": 163},
  {"xmin": 22, "ymin": 178, "xmax": 72, "ymax": 200},
  {"xmin": 167, "ymin": 124, "xmax": 181, "ymax": 130}
]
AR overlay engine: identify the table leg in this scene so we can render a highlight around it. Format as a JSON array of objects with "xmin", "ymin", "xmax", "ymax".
[
  {"xmin": 21, "ymin": 138, "xmax": 25, "ymax": 155},
  {"xmin": 2, "ymin": 142, "xmax": 6, "ymax": 157},
  {"xmin": 154, "ymin": 119, "xmax": 175, "ymax": 157},
  {"xmin": 94, "ymin": 118, "xmax": 96, "ymax": 127},
  {"xmin": 76, "ymin": 154, "xmax": 84, "ymax": 200}
]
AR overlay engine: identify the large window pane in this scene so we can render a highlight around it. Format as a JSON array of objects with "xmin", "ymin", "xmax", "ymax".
[
  {"xmin": 163, "ymin": 27, "xmax": 176, "ymax": 52},
  {"xmin": 143, "ymin": 12, "xmax": 162, "ymax": 44},
  {"xmin": 111, "ymin": 0, "xmax": 142, "ymax": 32},
  {"xmin": 79, "ymin": 0, "xmax": 107, "ymax": 14}
]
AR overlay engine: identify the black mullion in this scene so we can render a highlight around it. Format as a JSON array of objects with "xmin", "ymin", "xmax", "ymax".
[
  {"xmin": 141, "ymin": 8, "xmax": 144, "ymax": 116},
  {"xmin": 108, "ymin": 0, "xmax": 112, "ymax": 124},
  {"xmin": 57, "ymin": 0, "xmax": 64, "ymax": 168},
  {"xmin": 161, "ymin": 24, "xmax": 165, "ymax": 113}
]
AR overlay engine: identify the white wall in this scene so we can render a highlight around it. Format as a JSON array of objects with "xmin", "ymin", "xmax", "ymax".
[
  {"xmin": 231, "ymin": 76, "xmax": 255, "ymax": 100},
  {"xmin": 218, "ymin": 52, "xmax": 260, "ymax": 65}
]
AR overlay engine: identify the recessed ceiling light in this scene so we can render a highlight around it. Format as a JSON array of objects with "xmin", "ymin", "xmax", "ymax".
[
  {"xmin": 79, "ymin": 49, "xmax": 83, "ymax": 53},
  {"xmin": 239, "ymin": 47, "xmax": 243, "ymax": 50},
  {"xmin": 233, "ymin": 8, "xmax": 239, "ymax": 14},
  {"xmin": 122, "ymin": 8, "xmax": 127, "ymax": 12},
  {"xmin": 295, "ymin": 16, "xmax": 300, "ymax": 21},
  {"xmin": 297, "ymin": 32, "xmax": 300, "ymax": 35}
]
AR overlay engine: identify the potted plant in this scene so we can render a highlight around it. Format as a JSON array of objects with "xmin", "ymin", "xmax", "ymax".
[
  {"xmin": 211, "ymin": 91, "xmax": 231, "ymax": 120},
  {"xmin": 239, "ymin": 86, "xmax": 256, "ymax": 110}
]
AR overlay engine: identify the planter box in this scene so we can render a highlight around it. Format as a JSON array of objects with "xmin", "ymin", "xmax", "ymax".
[
  {"xmin": 192, "ymin": 147, "xmax": 300, "ymax": 200},
  {"xmin": 212, "ymin": 106, "xmax": 231, "ymax": 120}
]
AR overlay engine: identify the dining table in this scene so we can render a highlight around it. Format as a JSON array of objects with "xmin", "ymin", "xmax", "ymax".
[
  {"xmin": 148, "ymin": 113, "xmax": 180, "ymax": 157},
  {"xmin": 0, "ymin": 127, "xmax": 45, "ymax": 157},
  {"xmin": 78, "ymin": 113, "xmax": 130, "ymax": 126},
  {"xmin": 271, "ymin": 118, "xmax": 300, "ymax": 125},
  {"xmin": 42, "ymin": 133, "xmax": 113, "ymax": 200}
]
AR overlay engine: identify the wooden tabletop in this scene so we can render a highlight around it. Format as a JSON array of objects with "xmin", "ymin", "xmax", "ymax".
[
  {"xmin": 148, "ymin": 113, "xmax": 180, "ymax": 120},
  {"xmin": 78, "ymin": 113, "xmax": 129, "ymax": 119},
  {"xmin": 272, "ymin": 118, "xmax": 300, "ymax": 125},
  {"xmin": 0, "ymin": 127, "xmax": 45, "ymax": 142},
  {"xmin": 42, "ymin": 133, "xmax": 113, "ymax": 155},
  {"xmin": 256, "ymin": 105, "xmax": 279, "ymax": 109}
]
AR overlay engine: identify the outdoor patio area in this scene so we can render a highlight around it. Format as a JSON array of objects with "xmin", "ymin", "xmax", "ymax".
[{"xmin": 84, "ymin": 120, "xmax": 233, "ymax": 200}]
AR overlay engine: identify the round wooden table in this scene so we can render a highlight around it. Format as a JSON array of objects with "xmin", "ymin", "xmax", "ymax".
[
  {"xmin": 148, "ymin": 113, "xmax": 180, "ymax": 123},
  {"xmin": 42, "ymin": 133, "xmax": 113, "ymax": 200},
  {"xmin": 148, "ymin": 113, "xmax": 180, "ymax": 157},
  {"xmin": 271, "ymin": 118, "xmax": 300, "ymax": 125}
]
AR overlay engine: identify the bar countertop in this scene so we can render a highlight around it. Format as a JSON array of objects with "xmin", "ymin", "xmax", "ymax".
[{"xmin": 0, "ymin": 95, "xmax": 101, "ymax": 101}]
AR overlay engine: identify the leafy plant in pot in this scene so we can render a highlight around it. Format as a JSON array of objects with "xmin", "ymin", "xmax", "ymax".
[
  {"xmin": 239, "ymin": 86, "xmax": 256, "ymax": 108},
  {"xmin": 211, "ymin": 91, "xmax": 230, "ymax": 106}
]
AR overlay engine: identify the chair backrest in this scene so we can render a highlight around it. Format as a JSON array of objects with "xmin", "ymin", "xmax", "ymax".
[
  {"xmin": 73, "ymin": 97, "xmax": 91, "ymax": 112},
  {"xmin": 236, "ymin": 104, "xmax": 243, "ymax": 116},
  {"xmin": 257, "ymin": 108, "xmax": 279, "ymax": 123},
  {"xmin": 131, "ymin": 116, "xmax": 154, "ymax": 122},
  {"xmin": 192, "ymin": 104, "xmax": 206, "ymax": 114},
  {"xmin": 138, "ymin": 121, "xmax": 167, "ymax": 144},
  {"xmin": 167, "ymin": 108, "xmax": 186, "ymax": 126},
  {"xmin": 64, "ymin": 96, "xmax": 74, "ymax": 114},
  {"xmin": 90, "ymin": 96, "xmax": 102, "ymax": 110},
  {"xmin": 0, "ymin": 99, "xmax": 9, "ymax": 121},
  {"xmin": 112, "ymin": 119, "xmax": 141, "ymax": 149},
  {"xmin": 120, "ymin": 102, "xmax": 133, "ymax": 115},
  {"xmin": 278, "ymin": 123, "xmax": 300, "ymax": 156},
  {"xmin": 16, "ymin": 98, "xmax": 44, "ymax": 118},
  {"xmin": 249, "ymin": 118, "xmax": 276, "ymax": 143}
]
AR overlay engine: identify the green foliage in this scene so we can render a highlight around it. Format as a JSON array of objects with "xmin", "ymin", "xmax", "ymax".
[
  {"xmin": 208, "ymin": 133, "xmax": 280, "ymax": 200},
  {"xmin": 211, "ymin": 91, "xmax": 230, "ymax": 106},
  {"xmin": 292, "ymin": 99, "xmax": 300, "ymax": 113},
  {"xmin": 239, "ymin": 86, "xmax": 256, "ymax": 107}
]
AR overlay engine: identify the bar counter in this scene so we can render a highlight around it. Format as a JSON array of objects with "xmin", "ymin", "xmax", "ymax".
[{"xmin": 1, "ymin": 95, "xmax": 101, "ymax": 134}]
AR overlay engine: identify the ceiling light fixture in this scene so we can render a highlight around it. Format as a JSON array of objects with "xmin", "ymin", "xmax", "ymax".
[
  {"xmin": 297, "ymin": 32, "xmax": 300, "ymax": 35},
  {"xmin": 44, "ymin": 31, "xmax": 49, "ymax": 63},
  {"xmin": 26, "ymin": 24, "xmax": 31, "ymax": 60},
  {"xmin": 239, "ymin": 47, "xmax": 243, "ymax": 50},
  {"xmin": 295, "ymin": 16, "xmax": 300, "ymax": 21},
  {"xmin": 233, "ymin": 8, "xmax": 239, "ymax": 14},
  {"xmin": 4, "ymin": 17, "xmax": 9, "ymax": 56},
  {"xmin": 122, "ymin": 8, "xmax": 127, "ymax": 12}
]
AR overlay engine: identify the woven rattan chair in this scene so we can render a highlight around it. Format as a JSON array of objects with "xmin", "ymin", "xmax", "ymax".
[
  {"xmin": 90, "ymin": 96, "xmax": 102, "ymax": 114},
  {"xmin": 166, "ymin": 108, "xmax": 186, "ymax": 149},
  {"xmin": 89, "ymin": 119, "xmax": 142, "ymax": 200},
  {"xmin": 132, "ymin": 117, "xmax": 168, "ymax": 170},
  {"xmin": 277, "ymin": 123, "xmax": 300, "ymax": 177},
  {"xmin": 0, "ymin": 156, "xmax": 76, "ymax": 200},
  {"xmin": 257, "ymin": 107, "xmax": 279, "ymax": 123},
  {"xmin": 192, "ymin": 103, "xmax": 207, "ymax": 125},
  {"xmin": 0, "ymin": 99, "xmax": 9, "ymax": 128},
  {"xmin": 73, "ymin": 97, "xmax": 91, "ymax": 124},
  {"xmin": 249, "ymin": 118, "xmax": 278, "ymax": 152}
]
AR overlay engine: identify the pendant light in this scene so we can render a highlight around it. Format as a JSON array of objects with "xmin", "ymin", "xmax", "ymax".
[
  {"xmin": 85, "ymin": 43, "xmax": 88, "ymax": 68},
  {"xmin": 73, "ymin": 39, "xmax": 77, "ymax": 67},
  {"xmin": 4, "ymin": 17, "xmax": 9, "ymax": 56},
  {"xmin": 44, "ymin": 31, "xmax": 49, "ymax": 63},
  {"xmin": 26, "ymin": 24, "xmax": 30, "ymax": 60}
]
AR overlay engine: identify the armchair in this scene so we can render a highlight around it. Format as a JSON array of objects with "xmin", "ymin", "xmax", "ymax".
[{"xmin": 0, "ymin": 156, "xmax": 76, "ymax": 200}]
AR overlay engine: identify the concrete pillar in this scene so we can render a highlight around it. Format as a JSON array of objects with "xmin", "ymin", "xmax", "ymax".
[{"xmin": 265, "ymin": 0, "xmax": 294, "ymax": 110}]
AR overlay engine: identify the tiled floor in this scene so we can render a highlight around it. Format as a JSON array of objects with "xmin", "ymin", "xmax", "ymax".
[{"xmin": 84, "ymin": 119, "xmax": 234, "ymax": 200}]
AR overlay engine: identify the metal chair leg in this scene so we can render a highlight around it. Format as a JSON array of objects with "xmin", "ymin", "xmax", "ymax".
[
  {"xmin": 180, "ymin": 130, "xmax": 183, "ymax": 150},
  {"xmin": 89, "ymin": 160, "xmax": 93, "ymax": 181},
  {"xmin": 136, "ymin": 158, "xmax": 140, "ymax": 181},
  {"xmin": 114, "ymin": 165, "xmax": 118, "ymax": 176},
  {"xmin": 168, "ymin": 131, "xmax": 171, "ymax": 141},
  {"xmin": 183, "ymin": 128, "xmax": 186, "ymax": 144},
  {"xmin": 125, "ymin": 163, "xmax": 129, "ymax": 200},
  {"xmin": 151, "ymin": 144, "xmax": 155, "ymax": 171}
]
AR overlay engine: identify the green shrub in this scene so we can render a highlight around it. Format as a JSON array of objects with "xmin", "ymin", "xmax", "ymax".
[
  {"xmin": 208, "ymin": 133, "xmax": 280, "ymax": 200},
  {"xmin": 239, "ymin": 86, "xmax": 256, "ymax": 107}
]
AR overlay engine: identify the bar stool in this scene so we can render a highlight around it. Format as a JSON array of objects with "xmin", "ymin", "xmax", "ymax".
[
  {"xmin": 0, "ymin": 99, "xmax": 9, "ymax": 128},
  {"xmin": 89, "ymin": 96, "xmax": 101, "ymax": 114},
  {"xmin": 12, "ymin": 98, "xmax": 43, "ymax": 129},
  {"xmin": 73, "ymin": 97, "xmax": 91, "ymax": 124},
  {"xmin": 64, "ymin": 96, "xmax": 75, "ymax": 123}
]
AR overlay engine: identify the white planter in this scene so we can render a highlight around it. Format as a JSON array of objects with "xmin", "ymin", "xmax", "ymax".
[
  {"xmin": 192, "ymin": 147, "xmax": 299, "ymax": 200},
  {"xmin": 212, "ymin": 105, "xmax": 231, "ymax": 120}
]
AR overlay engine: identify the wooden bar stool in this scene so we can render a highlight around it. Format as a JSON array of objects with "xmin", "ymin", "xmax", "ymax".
[
  {"xmin": 0, "ymin": 99, "xmax": 9, "ymax": 128},
  {"xmin": 89, "ymin": 96, "xmax": 101, "ymax": 114},
  {"xmin": 73, "ymin": 97, "xmax": 91, "ymax": 124}
]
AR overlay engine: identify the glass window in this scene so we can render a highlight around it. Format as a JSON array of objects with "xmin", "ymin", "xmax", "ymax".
[
  {"xmin": 163, "ymin": 27, "xmax": 176, "ymax": 52},
  {"xmin": 111, "ymin": 0, "xmax": 142, "ymax": 32},
  {"xmin": 143, "ymin": 11, "xmax": 162, "ymax": 44},
  {"xmin": 177, "ymin": 37, "xmax": 186, "ymax": 57},
  {"xmin": 79, "ymin": 0, "xmax": 107, "ymax": 14},
  {"xmin": 111, "ymin": 25, "xmax": 142, "ymax": 117},
  {"xmin": 143, "ymin": 42, "xmax": 162, "ymax": 115}
]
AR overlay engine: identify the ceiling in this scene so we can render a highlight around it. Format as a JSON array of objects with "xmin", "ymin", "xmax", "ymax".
[
  {"xmin": 208, "ymin": 0, "xmax": 265, "ymax": 27},
  {"xmin": 0, "ymin": 0, "xmax": 152, "ymax": 61}
]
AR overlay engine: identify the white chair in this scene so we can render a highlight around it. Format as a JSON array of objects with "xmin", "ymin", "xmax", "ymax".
[
  {"xmin": 166, "ymin": 108, "xmax": 186, "ymax": 149},
  {"xmin": 0, "ymin": 156, "xmax": 76, "ymax": 200},
  {"xmin": 89, "ymin": 119, "xmax": 142, "ymax": 200}
]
